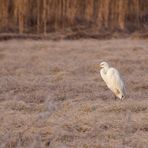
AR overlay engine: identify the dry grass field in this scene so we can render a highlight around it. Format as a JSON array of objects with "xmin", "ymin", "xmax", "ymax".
[{"xmin": 0, "ymin": 38, "xmax": 148, "ymax": 148}]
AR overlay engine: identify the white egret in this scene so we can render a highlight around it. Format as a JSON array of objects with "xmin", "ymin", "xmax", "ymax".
[{"xmin": 100, "ymin": 61, "xmax": 126, "ymax": 100}]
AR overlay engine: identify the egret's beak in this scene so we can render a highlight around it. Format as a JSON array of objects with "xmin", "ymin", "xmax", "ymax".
[{"xmin": 100, "ymin": 64, "xmax": 103, "ymax": 68}]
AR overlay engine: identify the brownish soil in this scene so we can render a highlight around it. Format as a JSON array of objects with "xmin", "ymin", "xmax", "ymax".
[{"xmin": 0, "ymin": 38, "xmax": 148, "ymax": 148}]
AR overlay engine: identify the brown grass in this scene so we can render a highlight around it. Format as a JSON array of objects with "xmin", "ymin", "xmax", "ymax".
[
  {"xmin": 0, "ymin": 38, "xmax": 148, "ymax": 148},
  {"xmin": 0, "ymin": 0, "xmax": 148, "ymax": 33}
]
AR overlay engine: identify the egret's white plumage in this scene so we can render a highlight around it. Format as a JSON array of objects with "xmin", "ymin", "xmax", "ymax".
[{"xmin": 100, "ymin": 61, "xmax": 126, "ymax": 100}]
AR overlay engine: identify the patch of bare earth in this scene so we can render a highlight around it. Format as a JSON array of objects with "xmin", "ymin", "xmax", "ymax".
[{"xmin": 0, "ymin": 38, "xmax": 148, "ymax": 148}]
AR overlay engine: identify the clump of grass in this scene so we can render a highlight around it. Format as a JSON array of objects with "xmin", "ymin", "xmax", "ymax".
[
  {"xmin": 102, "ymin": 101, "xmax": 148, "ymax": 113},
  {"xmin": 50, "ymin": 66, "xmax": 62, "ymax": 74},
  {"xmin": 1, "ymin": 100, "xmax": 44, "ymax": 113},
  {"xmin": 52, "ymin": 71, "xmax": 66, "ymax": 82},
  {"xmin": 1, "ymin": 100, "xmax": 31, "ymax": 111},
  {"xmin": 79, "ymin": 104, "xmax": 97, "ymax": 113}
]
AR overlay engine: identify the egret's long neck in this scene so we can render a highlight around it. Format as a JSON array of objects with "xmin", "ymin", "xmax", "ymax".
[
  {"xmin": 100, "ymin": 65, "xmax": 109, "ymax": 83},
  {"xmin": 100, "ymin": 68, "xmax": 107, "ymax": 82}
]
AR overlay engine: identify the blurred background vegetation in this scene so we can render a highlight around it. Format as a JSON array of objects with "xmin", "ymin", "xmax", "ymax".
[{"xmin": 0, "ymin": 0, "xmax": 147, "ymax": 34}]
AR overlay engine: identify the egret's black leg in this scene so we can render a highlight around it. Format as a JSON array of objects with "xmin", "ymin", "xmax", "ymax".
[{"xmin": 121, "ymin": 95, "xmax": 124, "ymax": 101}]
